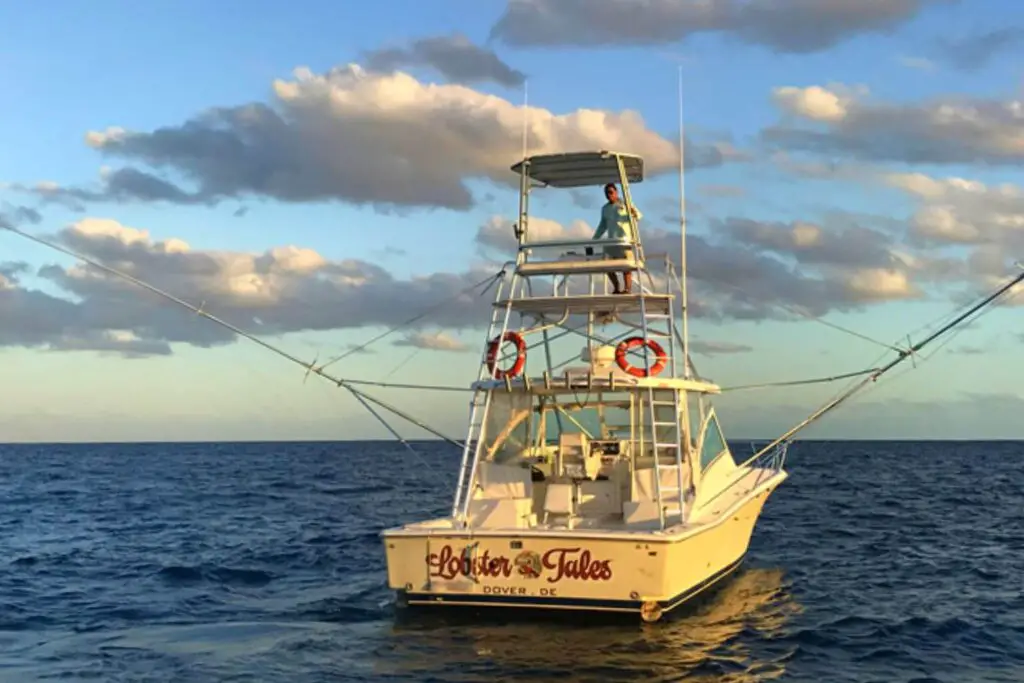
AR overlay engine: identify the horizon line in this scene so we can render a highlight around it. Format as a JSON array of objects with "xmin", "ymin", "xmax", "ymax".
[{"xmin": 3, "ymin": 437, "xmax": 1024, "ymax": 446}]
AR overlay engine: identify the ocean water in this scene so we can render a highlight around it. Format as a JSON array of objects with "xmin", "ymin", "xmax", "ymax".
[{"xmin": 0, "ymin": 440, "xmax": 1022, "ymax": 682}]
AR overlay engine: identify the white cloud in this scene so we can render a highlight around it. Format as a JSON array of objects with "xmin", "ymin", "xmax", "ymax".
[
  {"xmin": 690, "ymin": 340, "xmax": 753, "ymax": 356},
  {"xmin": 763, "ymin": 84, "xmax": 1024, "ymax": 165},
  {"xmin": 773, "ymin": 85, "xmax": 852, "ymax": 122},
  {"xmin": 842, "ymin": 268, "xmax": 916, "ymax": 301},
  {"xmin": 362, "ymin": 33, "xmax": 526, "ymax": 87},
  {"xmin": 394, "ymin": 331, "xmax": 470, "ymax": 352},
  {"xmin": 0, "ymin": 208, "xmax": 961, "ymax": 357},
  {"xmin": 883, "ymin": 173, "xmax": 1024, "ymax": 248},
  {"xmin": 16, "ymin": 64, "xmax": 733, "ymax": 213},
  {"xmin": 489, "ymin": 0, "xmax": 947, "ymax": 54},
  {"xmin": 897, "ymin": 55, "xmax": 937, "ymax": 71},
  {"xmin": 0, "ymin": 217, "xmax": 507, "ymax": 355},
  {"xmin": 933, "ymin": 27, "xmax": 1024, "ymax": 71},
  {"xmin": 475, "ymin": 215, "xmax": 593, "ymax": 255}
]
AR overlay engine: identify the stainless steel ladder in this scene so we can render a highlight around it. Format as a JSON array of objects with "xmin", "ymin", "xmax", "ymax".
[
  {"xmin": 451, "ymin": 271, "xmax": 518, "ymax": 523},
  {"xmin": 451, "ymin": 386, "xmax": 493, "ymax": 522},
  {"xmin": 636, "ymin": 266, "xmax": 687, "ymax": 529}
]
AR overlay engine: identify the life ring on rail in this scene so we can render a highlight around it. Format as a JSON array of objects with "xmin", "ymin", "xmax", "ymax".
[
  {"xmin": 486, "ymin": 331, "xmax": 527, "ymax": 379},
  {"xmin": 615, "ymin": 336, "xmax": 667, "ymax": 378}
]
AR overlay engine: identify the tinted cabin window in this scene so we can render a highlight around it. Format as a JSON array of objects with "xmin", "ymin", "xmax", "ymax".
[{"xmin": 700, "ymin": 413, "xmax": 728, "ymax": 471}]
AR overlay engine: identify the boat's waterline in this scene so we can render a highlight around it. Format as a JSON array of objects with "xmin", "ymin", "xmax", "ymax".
[{"xmin": 381, "ymin": 472, "xmax": 785, "ymax": 621}]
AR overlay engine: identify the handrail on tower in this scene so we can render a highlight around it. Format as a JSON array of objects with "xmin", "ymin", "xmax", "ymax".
[{"xmin": 510, "ymin": 151, "xmax": 647, "ymax": 278}]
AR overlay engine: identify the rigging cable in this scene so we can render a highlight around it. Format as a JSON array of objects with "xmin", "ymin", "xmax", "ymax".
[
  {"xmin": 712, "ymin": 278, "xmax": 1024, "ymax": 393},
  {"xmin": 315, "ymin": 268, "xmax": 507, "ymax": 372},
  {"xmin": 718, "ymin": 367, "xmax": 880, "ymax": 392},
  {"xmin": 675, "ymin": 265, "xmax": 912, "ymax": 355},
  {"xmin": 0, "ymin": 224, "xmax": 469, "ymax": 447},
  {"xmin": 741, "ymin": 268, "xmax": 1024, "ymax": 464}
]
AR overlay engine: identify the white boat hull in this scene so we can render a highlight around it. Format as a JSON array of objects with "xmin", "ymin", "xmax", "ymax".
[{"xmin": 382, "ymin": 472, "xmax": 785, "ymax": 621}]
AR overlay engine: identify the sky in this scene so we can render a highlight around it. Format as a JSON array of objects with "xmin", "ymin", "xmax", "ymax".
[{"xmin": 1, "ymin": 0, "xmax": 1023, "ymax": 443}]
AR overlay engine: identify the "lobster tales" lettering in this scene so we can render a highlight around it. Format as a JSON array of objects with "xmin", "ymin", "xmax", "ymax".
[
  {"xmin": 427, "ymin": 545, "xmax": 515, "ymax": 580},
  {"xmin": 425, "ymin": 545, "xmax": 613, "ymax": 583},
  {"xmin": 541, "ymin": 547, "xmax": 613, "ymax": 583}
]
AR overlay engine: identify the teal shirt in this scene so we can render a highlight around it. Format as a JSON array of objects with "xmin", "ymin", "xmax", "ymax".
[{"xmin": 593, "ymin": 201, "xmax": 641, "ymax": 242}]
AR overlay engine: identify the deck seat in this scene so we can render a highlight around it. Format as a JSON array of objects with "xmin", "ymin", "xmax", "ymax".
[
  {"xmin": 473, "ymin": 461, "xmax": 533, "ymax": 499},
  {"xmin": 622, "ymin": 465, "xmax": 688, "ymax": 529},
  {"xmin": 467, "ymin": 498, "xmax": 535, "ymax": 529},
  {"xmin": 542, "ymin": 483, "xmax": 575, "ymax": 528},
  {"xmin": 577, "ymin": 479, "xmax": 621, "ymax": 517},
  {"xmin": 468, "ymin": 461, "xmax": 535, "ymax": 529}
]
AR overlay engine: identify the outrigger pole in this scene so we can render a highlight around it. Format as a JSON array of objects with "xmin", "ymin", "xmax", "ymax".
[
  {"xmin": 0, "ymin": 223, "xmax": 473, "ymax": 449},
  {"xmin": 743, "ymin": 268, "xmax": 1024, "ymax": 464}
]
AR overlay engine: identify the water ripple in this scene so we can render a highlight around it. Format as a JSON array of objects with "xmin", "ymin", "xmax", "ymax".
[{"xmin": 0, "ymin": 440, "xmax": 1022, "ymax": 681}]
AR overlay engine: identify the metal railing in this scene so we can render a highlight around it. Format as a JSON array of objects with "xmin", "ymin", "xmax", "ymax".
[
  {"xmin": 518, "ymin": 237, "xmax": 633, "ymax": 252},
  {"xmin": 697, "ymin": 440, "xmax": 790, "ymax": 512}
]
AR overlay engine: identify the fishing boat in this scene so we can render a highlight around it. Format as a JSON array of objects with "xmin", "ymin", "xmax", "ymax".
[
  {"xmin": 3, "ymin": 119, "xmax": 1021, "ymax": 627},
  {"xmin": 380, "ymin": 150, "xmax": 789, "ymax": 622}
]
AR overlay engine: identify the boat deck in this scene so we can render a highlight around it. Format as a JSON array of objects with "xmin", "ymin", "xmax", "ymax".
[
  {"xmin": 387, "ymin": 513, "xmax": 694, "ymax": 541},
  {"xmin": 384, "ymin": 467, "xmax": 785, "ymax": 542}
]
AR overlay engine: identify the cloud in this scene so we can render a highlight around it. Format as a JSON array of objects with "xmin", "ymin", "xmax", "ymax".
[
  {"xmin": 14, "ymin": 64, "xmax": 733, "ymax": 213},
  {"xmin": 699, "ymin": 184, "xmax": 747, "ymax": 198},
  {"xmin": 719, "ymin": 217, "xmax": 896, "ymax": 270},
  {"xmin": 475, "ymin": 214, "xmax": 592, "ymax": 255},
  {"xmin": 934, "ymin": 27, "xmax": 1024, "ymax": 71},
  {"xmin": 884, "ymin": 172, "xmax": 1024, "ymax": 249},
  {"xmin": 952, "ymin": 345, "xmax": 985, "ymax": 355},
  {"xmin": 0, "ymin": 261, "xmax": 29, "ymax": 289},
  {"xmin": 882, "ymin": 172, "xmax": 1024, "ymax": 296},
  {"xmin": 363, "ymin": 33, "xmax": 526, "ymax": 87},
  {"xmin": 699, "ymin": 218, "xmax": 923, "ymax": 307},
  {"xmin": 638, "ymin": 225, "xmax": 927, "ymax": 321},
  {"xmin": 0, "ymin": 217, "xmax": 505, "ymax": 357},
  {"xmin": 489, "ymin": 0, "xmax": 947, "ymax": 53},
  {"xmin": 689, "ymin": 340, "xmax": 753, "ymax": 356},
  {"xmin": 896, "ymin": 55, "xmax": 937, "ymax": 71},
  {"xmin": 393, "ymin": 331, "xmax": 470, "ymax": 352},
  {"xmin": 772, "ymin": 84, "xmax": 858, "ymax": 122},
  {"xmin": 3, "ymin": 201, "xmax": 1000, "ymax": 358},
  {"xmin": 0, "ymin": 203, "xmax": 43, "ymax": 225},
  {"xmin": 762, "ymin": 84, "xmax": 1024, "ymax": 165},
  {"xmin": 44, "ymin": 330, "xmax": 172, "ymax": 358}
]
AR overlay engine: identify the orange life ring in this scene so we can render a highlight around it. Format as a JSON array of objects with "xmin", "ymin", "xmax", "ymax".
[
  {"xmin": 486, "ymin": 331, "xmax": 527, "ymax": 379},
  {"xmin": 615, "ymin": 336, "xmax": 667, "ymax": 378}
]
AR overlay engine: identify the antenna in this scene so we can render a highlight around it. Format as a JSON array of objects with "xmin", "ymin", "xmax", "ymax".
[
  {"xmin": 521, "ymin": 79, "xmax": 529, "ymax": 159},
  {"xmin": 517, "ymin": 79, "xmax": 529, "ymax": 246},
  {"xmin": 678, "ymin": 65, "xmax": 691, "ymax": 379}
]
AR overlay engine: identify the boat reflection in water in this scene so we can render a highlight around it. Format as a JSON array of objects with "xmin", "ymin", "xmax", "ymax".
[{"xmin": 381, "ymin": 566, "xmax": 802, "ymax": 682}]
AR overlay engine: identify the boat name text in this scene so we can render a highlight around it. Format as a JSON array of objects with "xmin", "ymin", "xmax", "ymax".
[{"xmin": 426, "ymin": 545, "xmax": 613, "ymax": 583}]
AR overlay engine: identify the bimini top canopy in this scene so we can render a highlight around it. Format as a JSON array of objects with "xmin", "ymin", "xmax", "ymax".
[{"xmin": 510, "ymin": 151, "xmax": 644, "ymax": 189}]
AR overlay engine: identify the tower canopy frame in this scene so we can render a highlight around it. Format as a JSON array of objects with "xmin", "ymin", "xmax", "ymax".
[{"xmin": 511, "ymin": 151, "xmax": 644, "ymax": 189}]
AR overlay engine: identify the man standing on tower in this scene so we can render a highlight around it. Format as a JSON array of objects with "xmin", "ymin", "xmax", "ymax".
[{"xmin": 592, "ymin": 182, "xmax": 640, "ymax": 294}]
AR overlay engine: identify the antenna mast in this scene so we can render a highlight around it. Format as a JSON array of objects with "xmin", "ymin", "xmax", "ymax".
[
  {"xmin": 517, "ymin": 79, "xmax": 529, "ymax": 245},
  {"xmin": 678, "ymin": 66, "xmax": 691, "ymax": 379},
  {"xmin": 521, "ymin": 79, "xmax": 529, "ymax": 159}
]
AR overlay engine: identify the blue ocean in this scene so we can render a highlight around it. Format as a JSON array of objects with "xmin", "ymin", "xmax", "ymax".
[{"xmin": 1, "ymin": 440, "xmax": 1021, "ymax": 682}]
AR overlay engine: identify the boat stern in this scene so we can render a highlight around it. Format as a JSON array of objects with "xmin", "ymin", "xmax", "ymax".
[
  {"xmin": 382, "ymin": 526, "xmax": 681, "ymax": 614},
  {"xmin": 380, "ymin": 522, "xmax": 757, "ymax": 622}
]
